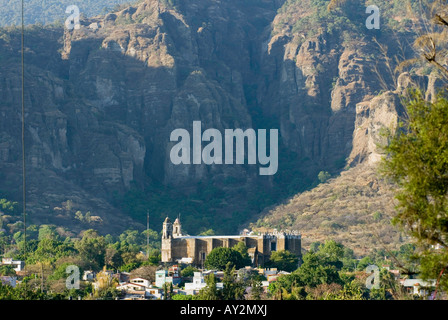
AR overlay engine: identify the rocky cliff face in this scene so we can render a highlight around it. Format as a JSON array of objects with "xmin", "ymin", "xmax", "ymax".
[
  {"xmin": 259, "ymin": 33, "xmax": 384, "ymax": 167},
  {"xmin": 254, "ymin": 67, "xmax": 442, "ymax": 255},
  {"xmin": 0, "ymin": 0, "xmax": 422, "ymax": 235}
]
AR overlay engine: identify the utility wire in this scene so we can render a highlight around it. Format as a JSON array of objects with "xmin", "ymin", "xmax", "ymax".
[{"xmin": 21, "ymin": 0, "xmax": 27, "ymax": 265}]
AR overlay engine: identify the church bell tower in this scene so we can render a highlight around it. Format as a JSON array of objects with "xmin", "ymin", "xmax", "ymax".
[
  {"xmin": 162, "ymin": 217, "xmax": 173, "ymax": 239},
  {"xmin": 173, "ymin": 216, "xmax": 182, "ymax": 238},
  {"xmin": 161, "ymin": 217, "xmax": 173, "ymax": 262}
]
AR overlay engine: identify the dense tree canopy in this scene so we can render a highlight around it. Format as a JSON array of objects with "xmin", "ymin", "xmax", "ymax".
[
  {"xmin": 382, "ymin": 90, "xmax": 448, "ymax": 293},
  {"xmin": 266, "ymin": 250, "xmax": 299, "ymax": 272},
  {"xmin": 204, "ymin": 247, "xmax": 247, "ymax": 270}
]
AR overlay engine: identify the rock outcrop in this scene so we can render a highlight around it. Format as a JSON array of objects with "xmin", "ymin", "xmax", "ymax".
[{"xmin": 0, "ymin": 0, "xmax": 424, "ymax": 235}]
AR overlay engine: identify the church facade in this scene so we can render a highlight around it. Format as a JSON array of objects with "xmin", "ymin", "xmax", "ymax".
[{"xmin": 161, "ymin": 217, "xmax": 301, "ymax": 267}]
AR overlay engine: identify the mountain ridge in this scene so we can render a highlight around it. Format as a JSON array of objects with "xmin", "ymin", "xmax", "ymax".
[{"xmin": 0, "ymin": 0, "xmax": 432, "ymax": 254}]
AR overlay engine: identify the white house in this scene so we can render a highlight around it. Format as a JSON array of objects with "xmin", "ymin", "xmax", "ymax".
[
  {"xmin": 146, "ymin": 287, "xmax": 163, "ymax": 300},
  {"xmin": 130, "ymin": 277, "xmax": 151, "ymax": 288},
  {"xmin": 401, "ymin": 279, "xmax": 436, "ymax": 297},
  {"xmin": 82, "ymin": 270, "xmax": 95, "ymax": 281},
  {"xmin": 1, "ymin": 258, "xmax": 24, "ymax": 272},
  {"xmin": 116, "ymin": 282, "xmax": 147, "ymax": 300},
  {"xmin": 177, "ymin": 257, "xmax": 193, "ymax": 264},
  {"xmin": 184, "ymin": 272, "xmax": 206, "ymax": 295},
  {"xmin": 117, "ymin": 280, "xmax": 163, "ymax": 300},
  {"xmin": 155, "ymin": 269, "xmax": 181, "ymax": 288},
  {"xmin": 184, "ymin": 272, "xmax": 223, "ymax": 295}
]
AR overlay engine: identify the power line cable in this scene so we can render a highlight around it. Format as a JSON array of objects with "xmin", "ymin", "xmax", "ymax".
[{"xmin": 21, "ymin": 0, "xmax": 27, "ymax": 267}]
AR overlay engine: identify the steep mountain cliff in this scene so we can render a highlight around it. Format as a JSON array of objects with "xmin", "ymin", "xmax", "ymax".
[
  {"xmin": 1, "ymin": 0, "xmax": 285, "ymax": 234},
  {"xmin": 0, "ymin": 0, "xmax": 429, "ymax": 245},
  {"xmin": 249, "ymin": 0, "xmax": 439, "ymax": 254},
  {"xmin": 253, "ymin": 73, "xmax": 433, "ymax": 256}
]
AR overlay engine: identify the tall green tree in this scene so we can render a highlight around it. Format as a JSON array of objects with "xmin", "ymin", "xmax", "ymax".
[
  {"xmin": 38, "ymin": 225, "xmax": 59, "ymax": 241},
  {"xmin": 268, "ymin": 273, "xmax": 305, "ymax": 300},
  {"xmin": 0, "ymin": 198, "xmax": 18, "ymax": 215},
  {"xmin": 318, "ymin": 171, "xmax": 331, "ymax": 184},
  {"xmin": 295, "ymin": 252, "xmax": 342, "ymax": 288},
  {"xmin": 382, "ymin": 90, "xmax": 448, "ymax": 292},
  {"xmin": 74, "ymin": 230, "xmax": 106, "ymax": 271},
  {"xmin": 0, "ymin": 265, "xmax": 15, "ymax": 276},
  {"xmin": 181, "ymin": 265, "xmax": 199, "ymax": 278},
  {"xmin": 222, "ymin": 263, "xmax": 245, "ymax": 300},
  {"xmin": 248, "ymin": 279, "xmax": 263, "ymax": 300},
  {"xmin": 204, "ymin": 247, "xmax": 245, "ymax": 270},
  {"xmin": 0, "ymin": 283, "xmax": 49, "ymax": 300},
  {"xmin": 162, "ymin": 282, "xmax": 174, "ymax": 300},
  {"xmin": 316, "ymin": 240, "xmax": 344, "ymax": 270},
  {"xmin": 267, "ymin": 250, "xmax": 299, "ymax": 272},
  {"xmin": 197, "ymin": 273, "xmax": 221, "ymax": 300},
  {"xmin": 232, "ymin": 242, "xmax": 252, "ymax": 266}
]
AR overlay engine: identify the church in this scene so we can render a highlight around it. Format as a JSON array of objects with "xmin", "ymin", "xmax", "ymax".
[{"xmin": 161, "ymin": 217, "xmax": 301, "ymax": 267}]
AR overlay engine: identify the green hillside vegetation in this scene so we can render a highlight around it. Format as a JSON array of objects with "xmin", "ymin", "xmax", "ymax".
[
  {"xmin": 115, "ymin": 155, "xmax": 318, "ymax": 236},
  {"xmin": 173, "ymin": 240, "xmax": 419, "ymax": 300},
  {"xmin": 284, "ymin": 240, "xmax": 416, "ymax": 300},
  {"xmin": 253, "ymin": 163, "xmax": 405, "ymax": 257},
  {"xmin": 0, "ymin": 220, "xmax": 161, "ymax": 299},
  {"xmin": 0, "ymin": 201, "xmax": 423, "ymax": 300}
]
